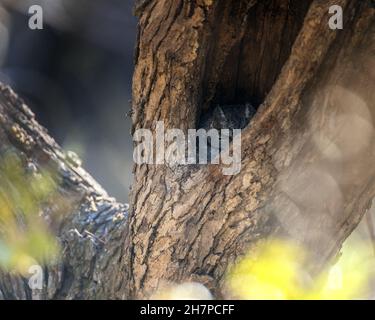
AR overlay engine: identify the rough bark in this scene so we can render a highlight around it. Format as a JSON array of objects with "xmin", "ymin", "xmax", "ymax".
[
  {"xmin": 126, "ymin": 0, "xmax": 375, "ymax": 299},
  {"xmin": 0, "ymin": 0, "xmax": 374, "ymax": 300},
  {"xmin": 0, "ymin": 85, "xmax": 128, "ymax": 299}
]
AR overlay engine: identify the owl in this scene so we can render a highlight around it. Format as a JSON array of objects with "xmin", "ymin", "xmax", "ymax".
[
  {"xmin": 197, "ymin": 102, "xmax": 256, "ymax": 162},
  {"xmin": 199, "ymin": 103, "xmax": 256, "ymax": 131}
]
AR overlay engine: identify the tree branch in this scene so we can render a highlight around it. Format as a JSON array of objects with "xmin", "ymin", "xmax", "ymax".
[{"xmin": 0, "ymin": 84, "xmax": 128, "ymax": 299}]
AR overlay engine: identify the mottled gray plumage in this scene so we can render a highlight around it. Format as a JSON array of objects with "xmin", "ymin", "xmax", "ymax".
[
  {"xmin": 199, "ymin": 103, "xmax": 256, "ymax": 131},
  {"xmin": 197, "ymin": 103, "xmax": 256, "ymax": 162}
]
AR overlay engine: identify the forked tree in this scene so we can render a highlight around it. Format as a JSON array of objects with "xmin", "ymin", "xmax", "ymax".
[{"xmin": 0, "ymin": 0, "xmax": 374, "ymax": 299}]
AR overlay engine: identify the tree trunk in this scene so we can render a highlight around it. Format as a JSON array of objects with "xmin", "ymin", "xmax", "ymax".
[
  {"xmin": 1, "ymin": 0, "xmax": 374, "ymax": 300},
  {"xmin": 126, "ymin": 0, "xmax": 375, "ymax": 299}
]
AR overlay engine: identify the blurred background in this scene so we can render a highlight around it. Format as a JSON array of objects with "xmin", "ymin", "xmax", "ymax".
[{"xmin": 0, "ymin": 0, "xmax": 136, "ymax": 203}]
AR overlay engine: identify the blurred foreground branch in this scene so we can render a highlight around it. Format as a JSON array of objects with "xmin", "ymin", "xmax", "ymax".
[{"xmin": 0, "ymin": 84, "xmax": 128, "ymax": 299}]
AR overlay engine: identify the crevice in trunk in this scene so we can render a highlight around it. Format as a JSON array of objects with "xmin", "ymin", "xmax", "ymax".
[{"xmin": 197, "ymin": 0, "xmax": 313, "ymax": 127}]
